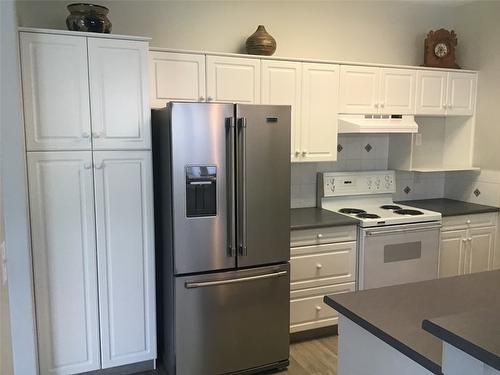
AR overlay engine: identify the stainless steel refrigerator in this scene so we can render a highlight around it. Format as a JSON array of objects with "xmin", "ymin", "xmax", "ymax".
[{"xmin": 152, "ymin": 102, "xmax": 291, "ymax": 375}]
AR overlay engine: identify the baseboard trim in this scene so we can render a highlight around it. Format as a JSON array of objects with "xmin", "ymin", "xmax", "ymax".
[{"xmin": 290, "ymin": 325, "xmax": 338, "ymax": 343}]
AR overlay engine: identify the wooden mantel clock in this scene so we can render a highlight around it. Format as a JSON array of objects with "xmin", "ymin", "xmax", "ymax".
[{"xmin": 424, "ymin": 29, "xmax": 460, "ymax": 69}]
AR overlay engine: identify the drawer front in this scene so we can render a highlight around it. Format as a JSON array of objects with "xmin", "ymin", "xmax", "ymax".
[
  {"xmin": 290, "ymin": 242, "xmax": 356, "ymax": 289},
  {"xmin": 290, "ymin": 283, "xmax": 355, "ymax": 332},
  {"xmin": 291, "ymin": 225, "xmax": 357, "ymax": 247},
  {"xmin": 442, "ymin": 213, "xmax": 498, "ymax": 231}
]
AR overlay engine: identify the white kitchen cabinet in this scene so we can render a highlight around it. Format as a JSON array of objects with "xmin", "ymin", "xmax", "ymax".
[
  {"xmin": 300, "ymin": 63, "xmax": 340, "ymax": 162},
  {"xmin": 261, "ymin": 60, "xmax": 302, "ymax": 162},
  {"xmin": 290, "ymin": 225, "xmax": 357, "ymax": 334},
  {"xmin": 93, "ymin": 151, "xmax": 156, "ymax": 368},
  {"xmin": 27, "ymin": 152, "xmax": 101, "ymax": 375},
  {"xmin": 438, "ymin": 214, "xmax": 497, "ymax": 278},
  {"xmin": 20, "ymin": 33, "xmax": 92, "ymax": 151},
  {"xmin": 339, "ymin": 65, "xmax": 379, "ymax": 114},
  {"xmin": 416, "ymin": 70, "xmax": 476, "ymax": 116},
  {"xmin": 88, "ymin": 38, "xmax": 151, "ymax": 150},
  {"xmin": 206, "ymin": 55, "xmax": 260, "ymax": 103},
  {"xmin": 379, "ymin": 68, "xmax": 416, "ymax": 114},
  {"xmin": 149, "ymin": 51, "xmax": 206, "ymax": 107}
]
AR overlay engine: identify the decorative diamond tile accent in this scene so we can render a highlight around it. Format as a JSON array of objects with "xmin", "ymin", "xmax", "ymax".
[
  {"xmin": 474, "ymin": 188, "xmax": 481, "ymax": 197},
  {"xmin": 365, "ymin": 143, "xmax": 373, "ymax": 152},
  {"xmin": 337, "ymin": 144, "xmax": 343, "ymax": 153},
  {"xmin": 403, "ymin": 186, "xmax": 411, "ymax": 194}
]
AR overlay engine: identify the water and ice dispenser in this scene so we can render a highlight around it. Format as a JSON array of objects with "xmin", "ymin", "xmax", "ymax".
[{"xmin": 185, "ymin": 166, "xmax": 217, "ymax": 217}]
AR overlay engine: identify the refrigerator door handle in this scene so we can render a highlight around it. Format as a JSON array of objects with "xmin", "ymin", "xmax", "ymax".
[
  {"xmin": 237, "ymin": 117, "xmax": 248, "ymax": 256},
  {"xmin": 185, "ymin": 270, "xmax": 287, "ymax": 289},
  {"xmin": 226, "ymin": 117, "xmax": 236, "ymax": 257}
]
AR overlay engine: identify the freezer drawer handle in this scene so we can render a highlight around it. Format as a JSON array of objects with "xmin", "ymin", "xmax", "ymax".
[
  {"xmin": 184, "ymin": 270, "xmax": 287, "ymax": 289},
  {"xmin": 365, "ymin": 224, "xmax": 442, "ymax": 237}
]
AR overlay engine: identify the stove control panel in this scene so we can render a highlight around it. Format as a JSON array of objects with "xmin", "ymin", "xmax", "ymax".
[{"xmin": 319, "ymin": 171, "xmax": 396, "ymax": 197}]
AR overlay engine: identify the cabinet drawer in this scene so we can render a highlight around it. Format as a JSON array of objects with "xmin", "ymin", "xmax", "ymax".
[
  {"xmin": 291, "ymin": 225, "xmax": 357, "ymax": 247},
  {"xmin": 290, "ymin": 283, "xmax": 355, "ymax": 333},
  {"xmin": 442, "ymin": 213, "xmax": 498, "ymax": 231},
  {"xmin": 290, "ymin": 242, "xmax": 356, "ymax": 290}
]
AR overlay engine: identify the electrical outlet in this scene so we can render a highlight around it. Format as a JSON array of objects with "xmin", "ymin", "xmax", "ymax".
[{"xmin": 415, "ymin": 133, "xmax": 423, "ymax": 146}]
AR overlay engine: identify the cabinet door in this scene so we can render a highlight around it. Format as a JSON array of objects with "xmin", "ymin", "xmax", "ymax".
[
  {"xmin": 88, "ymin": 38, "xmax": 151, "ymax": 150},
  {"xmin": 466, "ymin": 227, "xmax": 495, "ymax": 274},
  {"xmin": 379, "ymin": 68, "xmax": 416, "ymax": 114},
  {"xmin": 206, "ymin": 55, "xmax": 260, "ymax": 103},
  {"xmin": 261, "ymin": 60, "xmax": 301, "ymax": 161},
  {"xmin": 27, "ymin": 152, "xmax": 100, "ymax": 374},
  {"xmin": 300, "ymin": 63, "xmax": 340, "ymax": 162},
  {"xmin": 446, "ymin": 72, "xmax": 476, "ymax": 116},
  {"xmin": 93, "ymin": 151, "xmax": 156, "ymax": 368},
  {"xmin": 415, "ymin": 70, "xmax": 447, "ymax": 115},
  {"xmin": 339, "ymin": 65, "xmax": 379, "ymax": 114},
  {"xmin": 439, "ymin": 229, "xmax": 468, "ymax": 278},
  {"xmin": 149, "ymin": 51, "xmax": 206, "ymax": 108},
  {"xmin": 20, "ymin": 33, "xmax": 91, "ymax": 151}
]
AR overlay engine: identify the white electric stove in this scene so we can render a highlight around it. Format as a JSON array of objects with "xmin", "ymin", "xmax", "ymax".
[{"xmin": 317, "ymin": 171, "xmax": 442, "ymax": 290}]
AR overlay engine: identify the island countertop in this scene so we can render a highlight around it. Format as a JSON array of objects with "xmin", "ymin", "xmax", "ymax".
[
  {"xmin": 324, "ymin": 270, "xmax": 500, "ymax": 374},
  {"xmin": 290, "ymin": 207, "xmax": 359, "ymax": 230}
]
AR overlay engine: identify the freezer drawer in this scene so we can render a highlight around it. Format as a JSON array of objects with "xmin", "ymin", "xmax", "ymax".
[{"xmin": 175, "ymin": 263, "xmax": 290, "ymax": 374}]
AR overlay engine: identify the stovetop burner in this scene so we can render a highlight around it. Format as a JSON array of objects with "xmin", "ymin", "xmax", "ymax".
[
  {"xmin": 394, "ymin": 209, "xmax": 424, "ymax": 216},
  {"xmin": 356, "ymin": 213, "xmax": 381, "ymax": 219},
  {"xmin": 380, "ymin": 205, "xmax": 402, "ymax": 210},
  {"xmin": 339, "ymin": 208, "xmax": 366, "ymax": 214}
]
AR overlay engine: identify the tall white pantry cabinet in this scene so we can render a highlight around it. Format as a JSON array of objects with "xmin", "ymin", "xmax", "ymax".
[{"xmin": 19, "ymin": 29, "xmax": 156, "ymax": 374}]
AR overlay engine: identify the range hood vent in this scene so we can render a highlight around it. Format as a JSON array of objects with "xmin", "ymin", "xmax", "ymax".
[{"xmin": 338, "ymin": 114, "xmax": 418, "ymax": 134}]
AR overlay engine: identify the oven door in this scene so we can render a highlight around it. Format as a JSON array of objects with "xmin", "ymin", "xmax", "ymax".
[{"xmin": 359, "ymin": 222, "xmax": 441, "ymax": 290}]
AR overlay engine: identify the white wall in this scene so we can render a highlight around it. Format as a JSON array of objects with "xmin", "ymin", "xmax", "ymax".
[
  {"xmin": 0, "ymin": 1, "xmax": 39, "ymax": 374},
  {"xmin": 16, "ymin": 0, "xmax": 456, "ymax": 66}
]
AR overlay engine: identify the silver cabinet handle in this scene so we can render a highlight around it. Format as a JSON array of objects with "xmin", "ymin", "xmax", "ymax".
[
  {"xmin": 380, "ymin": 102, "xmax": 385, "ymax": 108},
  {"xmin": 462, "ymin": 238, "xmax": 467, "ymax": 243},
  {"xmin": 237, "ymin": 117, "xmax": 247, "ymax": 256},
  {"xmin": 375, "ymin": 103, "xmax": 379, "ymax": 108},
  {"xmin": 207, "ymin": 96, "xmax": 213, "ymax": 101},
  {"xmin": 92, "ymin": 131, "xmax": 103, "ymax": 138},
  {"xmin": 199, "ymin": 96, "xmax": 205, "ymax": 102},
  {"xmin": 94, "ymin": 162, "xmax": 103, "ymax": 169},
  {"xmin": 316, "ymin": 263, "xmax": 323, "ymax": 269},
  {"xmin": 315, "ymin": 305, "xmax": 322, "ymax": 312},
  {"xmin": 302, "ymin": 150, "xmax": 307, "ymax": 156},
  {"xmin": 226, "ymin": 117, "xmax": 236, "ymax": 257},
  {"xmin": 83, "ymin": 163, "xmax": 92, "ymax": 169},
  {"xmin": 82, "ymin": 132, "xmax": 90, "ymax": 138},
  {"xmin": 466, "ymin": 219, "xmax": 471, "ymax": 224},
  {"xmin": 468, "ymin": 237, "xmax": 472, "ymax": 242},
  {"xmin": 317, "ymin": 233, "xmax": 323, "ymax": 239},
  {"xmin": 185, "ymin": 270, "xmax": 287, "ymax": 289},
  {"xmin": 295, "ymin": 149, "xmax": 300, "ymax": 157},
  {"xmin": 443, "ymin": 104, "xmax": 447, "ymax": 109}
]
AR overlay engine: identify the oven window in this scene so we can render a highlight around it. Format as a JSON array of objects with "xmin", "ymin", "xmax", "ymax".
[{"xmin": 384, "ymin": 242, "xmax": 422, "ymax": 263}]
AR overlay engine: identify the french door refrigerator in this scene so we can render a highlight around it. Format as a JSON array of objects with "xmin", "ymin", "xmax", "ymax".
[{"xmin": 152, "ymin": 102, "xmax": 291, "ymax": 375}]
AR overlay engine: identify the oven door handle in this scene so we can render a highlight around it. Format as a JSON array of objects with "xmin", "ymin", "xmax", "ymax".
[{"xmin": 365, "ymin": 224, "xmax": 442, "ymax": 237}]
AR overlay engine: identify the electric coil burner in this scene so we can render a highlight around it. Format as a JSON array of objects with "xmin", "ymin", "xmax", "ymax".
[
  {"xmin": 380, "ymin": 205, "xmax": 402, "ymax": 210},
  {"xmin": 357, "ymin": 213, "xmax": 381, "ymax": 219},
  {"xmin": 394, "ymin": 209, "xmax": 424, "ymax": 216},
  {"xmin": 339, "ymin": 208, "xmax": 366, "ymax": 214}
]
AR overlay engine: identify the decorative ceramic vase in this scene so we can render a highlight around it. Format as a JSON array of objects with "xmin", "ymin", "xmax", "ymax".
[
  {"xmin": 246, "ymin": 25, "xmax": 277, "ymax": 56},
  {"xmin": 66, "ymin": 3, "xmax": 112, "ymax": 33}
]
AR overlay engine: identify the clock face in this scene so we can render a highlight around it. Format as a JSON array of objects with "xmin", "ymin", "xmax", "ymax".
[{"xmin": 434, "ymin": 42, "xmax": 449, "ymax": 58}]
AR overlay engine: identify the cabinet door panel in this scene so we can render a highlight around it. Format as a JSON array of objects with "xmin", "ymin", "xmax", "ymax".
[
  {"xmin": 93, "ymin": 151, "xmax": 156, "ymax": 367},
  {"xmin": 301, "ymin": 63, "xmax": 339, "ymax": 162},
  {"xmin": 149, "ymin": 51, "xmax": 206, "ymax": 107},
  {"xmin": 415, "ymin": 70, "xmax": 447, "ymax": 115},
  {"xmin": 467, "ymin": 227, "xmax": 495, "ymax": 274},
  {"xmin": 20, "ymin": 33, "xmax": 91, "ymax": 151},
  {"xmin": 27, "ymin": 152, "xmax": 100, "ymax": 374},
  {"xmin": 339, "ymin": 65, "xmax": 379, "ymax": 114},
  {"xmin": 261, "ymin": 60, "xmax": 301, "ymax": 161},
  {"xmin": 379, "ymin": 68, "xmax": 416, "ymax": 114},
  {"xmin": 447, "ymin": 73, "xmax": 476, "ymax": 116},
  {"xmin": 206, "ymin": 55, "xmax": 260, "ymax": 103},
  {"xmin": 439, "ymin": 230, "xmax": 467, "ymax": 278},
  {"xmin": 88, "ymin": 38, "xmax": 151, "ymax": 150}
]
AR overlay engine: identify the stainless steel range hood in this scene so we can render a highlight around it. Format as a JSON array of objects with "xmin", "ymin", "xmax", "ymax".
[{"xmin": 338, "ymin": 114, "xmax": 418, "ymax": 133}]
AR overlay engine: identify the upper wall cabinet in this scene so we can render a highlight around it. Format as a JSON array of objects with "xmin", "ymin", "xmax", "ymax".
[
  {"xmin": 206, "ymin": 55, "xmax": 260, "ymax": 103},
  {"xmin": 149, "ymin": 51, "xmax": 206, "ymax": 108},
  {"xmin": 21, "ymin": 32, "xmax": 151, "ymax": 151},
  {"xmin": 20, "ymin": 33, "xmax": 92, "ymax": 151},
  {"xmin": 261, "ymin": 60, "xmax": 302, "ymax": 161},
  {"xmin": 416, "ymin": 70, "xmax": 476, "ymax": 116},
  {"xmin": 88, "ymin": 38, "xmax": 151, "ymax": 150},
  {"xmin": 339, "ymin": 65, "xmax": 416, "ymax": 114}
]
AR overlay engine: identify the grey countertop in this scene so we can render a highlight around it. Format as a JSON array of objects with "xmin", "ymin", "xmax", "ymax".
[
  {"xmin": 398, "ymin": 198, "xmax": 499, "ymax": 217},
  {"xmin": 324, "ymin": 270, "xmax": 500, "ymax": 374},
  {"xmin": 290, "ymin": 207, "xmax": 359, "ymax": 230}
]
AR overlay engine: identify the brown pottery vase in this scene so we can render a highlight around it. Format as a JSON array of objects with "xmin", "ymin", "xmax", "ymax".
[{"xmin": 246, "ymin": 25, "xmax": 277, "ymax": 56}]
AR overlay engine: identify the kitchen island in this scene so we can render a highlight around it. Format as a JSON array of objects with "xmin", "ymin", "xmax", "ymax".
[{"xmin": 324, "ymin": 270, "xmax": 500, "ymax": 375}]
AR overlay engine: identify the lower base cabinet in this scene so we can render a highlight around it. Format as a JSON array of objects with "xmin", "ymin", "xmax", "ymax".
[
  {"xmin": 439, "ymin": 213, "xmax": 497, "ymax": 278},
  {"xmin": 27, "ymin": 151, "xmax": 156, "ymax": 375},
  {"xmin": 290, "ymin": 225, "xmax": 357, "ymax": 333}
]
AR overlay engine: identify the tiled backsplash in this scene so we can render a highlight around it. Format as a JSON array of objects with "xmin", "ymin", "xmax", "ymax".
[
  {"xmin": 445, "ymin": 169, "xmax": 500, "ymax": 207},
  {"xmin": 291, "ymin": 134, "xmax": 447, "ymax": 208}
]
